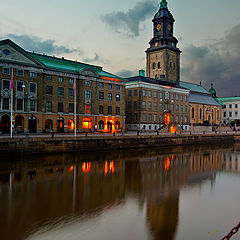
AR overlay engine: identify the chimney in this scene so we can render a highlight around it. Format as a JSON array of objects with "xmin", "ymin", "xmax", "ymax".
[{"xmin": 139, "ymin": 69, "xmax": 145, "ymax": 77}]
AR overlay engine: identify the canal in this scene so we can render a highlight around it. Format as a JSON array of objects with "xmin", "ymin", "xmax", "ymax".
[{"xmin": 0, "ymin": 144, "xmax": 240, "ymax": 240}]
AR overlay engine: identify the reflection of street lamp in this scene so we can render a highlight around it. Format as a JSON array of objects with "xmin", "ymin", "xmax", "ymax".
[{"xmin": 22, "ymin": 82, "xmax": 29, "ymax": 136}]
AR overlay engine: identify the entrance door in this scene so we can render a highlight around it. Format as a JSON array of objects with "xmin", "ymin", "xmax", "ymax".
[
  {"xmin": 1, "ymin": 115, "xmax": 10, "ymax": 133},
  {"xmin": 29, "ymin": 119, "xmax": 37, "ymax": 133},
  {"xmin": 107, "ymin": 121, "xmax": 112, "ymax": 132},
  {"xmin": 57, "ymin": 119, "xmax": 64, "ymax": 133}
]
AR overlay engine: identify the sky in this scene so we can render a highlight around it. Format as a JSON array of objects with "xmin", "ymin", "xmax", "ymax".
[{"xmin": 1, "ymin": 0, "xmax": 240, "ymax": 97}]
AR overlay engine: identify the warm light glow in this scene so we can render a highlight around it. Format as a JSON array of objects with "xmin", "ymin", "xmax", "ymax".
[
  {"xmin": 82, "ymin": 162, "xmax": 91, "ymax": 173},
  {"xmin": 83, "ymin": 118, "xmax": 92, "ymax": 129},
  {"xmin": 165, "ymin": 113, "xmax": 170, "ymax": 125},
  {"xmin": 68, "ymin": 120, "xmax": 75, "ymax": 130},
  {"xmin": 85, "ymin": 104, "xmax": 90, "ymax": 114},
  {"xmin": 104, "ymin": 161, "xmax": 115, "ymax": 175},
  {"xmin": 165, "ymin": 156, "xmax": 170, "ymax": 171},
  {"xmin": 164, "ymin": 86, "xmax": 172, "ymax": 89},
  {"xmin": 68, "ymin": 165, "xmax": 74, "ymax": 172},
  {"xmin": 102, "ymin": 116, "xmax": 116, "ymax": 132},
  {"xmin": 170, "ymin": 125, "xmax": 176, "ymax": 133}
]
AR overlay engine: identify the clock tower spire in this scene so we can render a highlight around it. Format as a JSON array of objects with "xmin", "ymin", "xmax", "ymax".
[{"xmin": 146, "ymin": 0, "xmax": 181, "ymax": 85}]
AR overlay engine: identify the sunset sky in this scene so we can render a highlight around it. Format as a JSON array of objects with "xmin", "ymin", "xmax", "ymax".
[{"xmin": 1, "ymin": 0, "xmax": 240, "ymax": 96}]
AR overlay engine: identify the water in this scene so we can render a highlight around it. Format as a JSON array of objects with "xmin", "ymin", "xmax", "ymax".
[{"xmin": 0, "ymin": 145, "xmax": 240, "ymax": 240}]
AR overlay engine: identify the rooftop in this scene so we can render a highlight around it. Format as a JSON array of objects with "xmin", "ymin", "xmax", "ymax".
[{"xmin": 180, "ymin": 81, "xmax": 210, "ymax": 94}]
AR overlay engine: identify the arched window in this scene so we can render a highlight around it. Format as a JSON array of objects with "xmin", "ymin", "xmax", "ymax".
[
  {"xmin": 115, "ymin": 121, "xmax": 120, "ymax": 130},
  {"xmin": 152, "ymin": 63, "xmax": 156, "ymax": 69},
  {"xmin": 192, "ymin": 107, "xmax": 195, "ymax": 119},
  {"xmin": 45, "ymin": 119, "xmax": 53, "ymax": 130},
  {"xmin": 98, "ymin": 120, "xmax": 104, "ymax": 130},
  {"xmin": 199, "ymin": 108, "xmax": 202, "ymax": 119},
  {"xmin": 68, "ymin": 120, "xmax": 75, "ymax": 130},
  {"xmin": 158, "ymin": 62, "xmax": 160, "ymax": 69},
  {"xmin": 83, "ymin": 118, "xmax": 92, "ymax": 129}
]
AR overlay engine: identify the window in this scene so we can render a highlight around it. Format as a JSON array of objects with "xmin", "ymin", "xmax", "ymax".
[
  {"xmin": 128, "ymin": 90, "xmax": 132, "ymax": 97},
  {"xmin": 46, "ymin": 101, "xmax": 52, "ymax": 112},
  {"xmin": 128, "ymin": 101, "xmax": 132, "ymax": 110},
  {"xmin": 99, "ymin": 92, "xmax": 104, "ymax": 100},
  {"xmin": 235, "ymin": 104, "xmax": 238, "ymax": 108},
  {"xmin": 171, "ymin": 93, "xmax": 174, "ymax": 100},
  {"xmin": 46, "ymin": 75, "xmax": 52, "ymax": 81},
  {"xmin": 116, "ymin": 85, "xmax": 120, "ymax": 90},
  {"xmin": 108, "ymin": 106, "xmax": 112, "ymax": 115},
  {"xmin": 30, "ymin": 72, "xmax": 36, "ymax": 78},
  {"xmin": 108, "ymin": 93, "xmax": 112, "ymax": 101},
  {"xmin": 3, "ymin": 68, "xmax": 10, "ymax": 75},
  {"xmin": 29, "ymin": 83, "xmax": 36, "ymax": 93},
  {"xmin": 165, "ymin": 104, "xmax": 168, "ymax": 110},
  {"xmin": 185, "ymin": 105, "xmax": 188, "ymax": 113},
  {"xmin": 46, "ymin": 86, "xmax": 53, "ymax": 95},
  {"xmin": 58, "ymin": 77, "xmax": 63, "ymax": 83},
  {"xmin": 223, "ymin": 105, "xmax": 226, "ymax": 109},
  {"xmin": 148, "ymin": 102, "xmax": 152, "ymax": 110},
  {"xmin": 116, "ymin": 94, "xmax": 120, "ymax": 101},
  {"xmin": 170, "ymin": 62, "xmax": 172, "ymax": 68},
  {"xmin": 154, "ymin": 91, "xmax": 157, "ymax": 98},
  {"xmin": 160, "ymin": 103, "xmax": 163, "ymax": 110},
  {"xmin": 142, "ymin": 101, "xmax": 146, "ymax": 109},
  {"xmin": 173, "ymin": 63, "xmax": 176, "ymax": 69},
  {"xmin": 69, "ymin": 103, "xmax": 74, "ymax": 113},
  {"xmin": 152, "ymin": 63, "xmax": 156, "ymax": 69},
  {"xmin": 154, "ymin": 114, "xmax": 157, "ymax": 122},
  {"xmin": 99, "ymin": 105, "xmax": 104, "ymax": 114},
  {"xmin": 148, "ymin": 90, "xmax": 152, "ymax": 97},
  {"xmin": 134, "ymin": 113, "xmax": 138, "ymax": 121},
  {"xmin": 180, "ymin": 95, "xmax": 183, "ymax": 101},
  {"xmin": 134, "ymin": 101, "xmax": 138, "ymax": 108},
  {"xmin": 171, "ymin": 104, "xmax": 174, "ymax": 112},
  {"xmin": 176, "ymin": 94, "xmax": 179, "ymax": 101},
  {"xmin": 85, "ymin": 90, "xmax": 91, "ymax": 99},
  {"xmin": 69, "ymin": 88, "xmax": 73, "ymax": 97},
  {"xmin": 180, "ymin": 105, "xmax": 183, "ymax": 113},
  {"xmin": 148, "ymin": 114, "xmax": 152, "ymax": 122},
  {"xmin": 69, "ymin": 78, "xmax": 74, "ymax": 84},
  {"xmin": 134, "ymin": 89, "xmax": 138, "ymax": 96},
  {"xmin": 224, "ymin": 112, "xmax": 226, "ymax": 117},
  {"xmin": 185, "ymin": 95, "xmax": 187, "ymax": 101},
  {"xmin": 16, "ymin": 81, "xmax": 24, "ymax": 92},
  {"xmin": 165, "ymin": 92, "xmax": 169, "ymax": 100},
  {"xmin": 229, "ymin": 112, "xmax": 232, "ymax": 117},
  {"xmin": 143, "ymin": 89, "xmax": 146, "ymax": 97},
  {"xmin": 192, "ymin": 107, "xmax": 194, "ymax": 118},
  {"xmin": 16, "ymin": 99, "xmax": 23, "ymax": 111},
  {"xmin": 17, "ymin": 69, "xmax": 24, "ymax": 76},
  {"xmin": 2, "ymin": 98, "xmax": 9, "ymax": 110},
  {"xmin": 199, "ymin": 108, "xmax": 202, "ymax": 119},
  {"xmin": 2, "ymin": 80, "xmax": 10, "ymax": 90},
  {"xmin": 116, "ymin": 107, "xmax": 120, "ymax": 115},
  {"xmin": 58, "ymin": 87, "xmax": 64, "ymax": 96},
  {"xmin": 143, "ymin": 113, "xmax": 146, "ymax": 121},
  {"xmin": 85, "ymin": 80, "xmax": 90, "ymax": 86},
  {"xmin": 176, "ymin": 105, "xmax": 179, "ymax": 112},
  {"xmin": 30, "ymin": 100, "xmax": 36, "ymax": 111},
  {"xmin": 85, "ymin": 104, "xmax": 90, "ymax": 114},
  {"xmin": 58, "ymin": 102, "xmax": 63, "ymax": 112},
  {"xmin": 108, "ymin": 84, "xmax": 112, "ymax": 89},
  {"xmin": 235, "ymin": 111, "xmax": 238, "ymax": 117},
  {"xmin": 160, "ymin": 92, "xmax": 163, "ymax": 99},
  {"xmin": 99, "ymin": 82, "xmax": 104, "ymax": 88},
  {"xmin": 229, "ymin": 104, "xmax": 232, "ymax": 108},
  {"xmin": 158, "ymin": 62, "xmax": 160, "ymax": 69},
  {"xmin": 154, "ymin": 102, "xmax": 157, "ymax": 110}
]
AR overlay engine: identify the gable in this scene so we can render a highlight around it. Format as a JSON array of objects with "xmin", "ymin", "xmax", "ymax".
[{"xmin": 0, "ymin": 40, "xmax": 42, "ymax": 67}]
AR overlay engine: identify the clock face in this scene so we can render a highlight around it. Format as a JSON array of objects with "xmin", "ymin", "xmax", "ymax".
[{"xmin": 156, "ymin": 24, "xmax": 162, "ymax": 31}]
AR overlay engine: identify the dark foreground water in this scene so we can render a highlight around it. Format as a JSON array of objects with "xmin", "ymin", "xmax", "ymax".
[{"xmin": 0, "ymin": 145, "xmax": 240, "ymax": 240}]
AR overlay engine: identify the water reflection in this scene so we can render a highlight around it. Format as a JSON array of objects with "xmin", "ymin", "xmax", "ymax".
[{"xmin": 0, "ymin": 145, "xmax": 240, "ymax": 240}]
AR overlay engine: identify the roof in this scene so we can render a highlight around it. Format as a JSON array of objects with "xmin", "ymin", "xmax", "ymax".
[
  {"xmin": 180, "ymin": 81, "xmax": 210, "ymax": 94},
  {"xmin": 29, "ymin": 53, "xmax": 125, "ymax": 82},
  {"xmin": 189, "ymin": 93, "xmax": 221, "ymax": 106},
  {"xmin": 218, "ymin": 97, "xmax": 240, "ymax": 102}
]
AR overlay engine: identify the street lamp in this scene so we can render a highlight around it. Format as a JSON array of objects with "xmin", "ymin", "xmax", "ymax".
[{"xmin": 22, "ymin": 81, "xmax": 29, "ymax": 136}]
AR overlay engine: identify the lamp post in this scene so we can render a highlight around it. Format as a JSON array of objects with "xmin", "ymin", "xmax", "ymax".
[{"xmin": 22, "ymin": 81, "xmax": 29, "ymax": 136}]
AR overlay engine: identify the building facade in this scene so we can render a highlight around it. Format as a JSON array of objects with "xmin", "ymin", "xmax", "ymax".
[
  {"xmin": 180, "ymin": 82, "xmax": 222, "ymax": 125},
  {"xmin": 0, "ymin": 39, "xmax": 125, "ymax": 134},
  {"xmin": 126, "ymin": 72, "xmax": 189, "ymax": 131}
]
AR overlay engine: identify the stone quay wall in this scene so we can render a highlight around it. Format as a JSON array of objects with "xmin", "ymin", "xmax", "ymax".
[{"xmin": 0, "ymin": 133, "xmax": 239, "ymax": 156}]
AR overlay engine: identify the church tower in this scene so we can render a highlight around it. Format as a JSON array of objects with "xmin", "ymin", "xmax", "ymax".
[{"xmin": 146, "ymin": 0, "xmax": 181, "ymax": 85}]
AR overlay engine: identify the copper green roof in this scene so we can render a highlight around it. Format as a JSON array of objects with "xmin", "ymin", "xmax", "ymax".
[
  {"xmin": 218, "ymin": 97, "xmax": 240, "ymax": 101},
  {"xmin": 29, "ymin": 52, "xmax": 125, "ymax": 82},
  {"xmin": 180, "ymin": 81, "xmax": 210, "ymax": 94}
]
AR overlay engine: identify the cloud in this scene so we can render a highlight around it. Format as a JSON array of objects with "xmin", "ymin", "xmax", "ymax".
[
  {"xmin": 116, "ymin": 69, "xmax": 138, "ymax": 78},
  {"xmin": 181, "ymin": 24, "xmax": 240, "ymax": 97},
  {"xmin": 2, "ymin": 34, "xmax": 82, "ymax": 55},
  {"xmin": 83, "ymin": 53, "xmax": 99, "ymax": 63},
  {"xmin": 101, "ymin": 0, "xmax": 157, "ymax": 38}
]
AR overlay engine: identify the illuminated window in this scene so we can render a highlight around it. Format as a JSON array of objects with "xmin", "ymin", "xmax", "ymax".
[
  {"xmin": 82, "ymin": 118, "xmax": 92, "ymax": 129},
  {"xmin": 68, "ymin": 120, "xmax": 75, "ymax": 130},
  {"xmin": 85, "ymin": 104, "xmax": 90, "ymax": 114}
]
